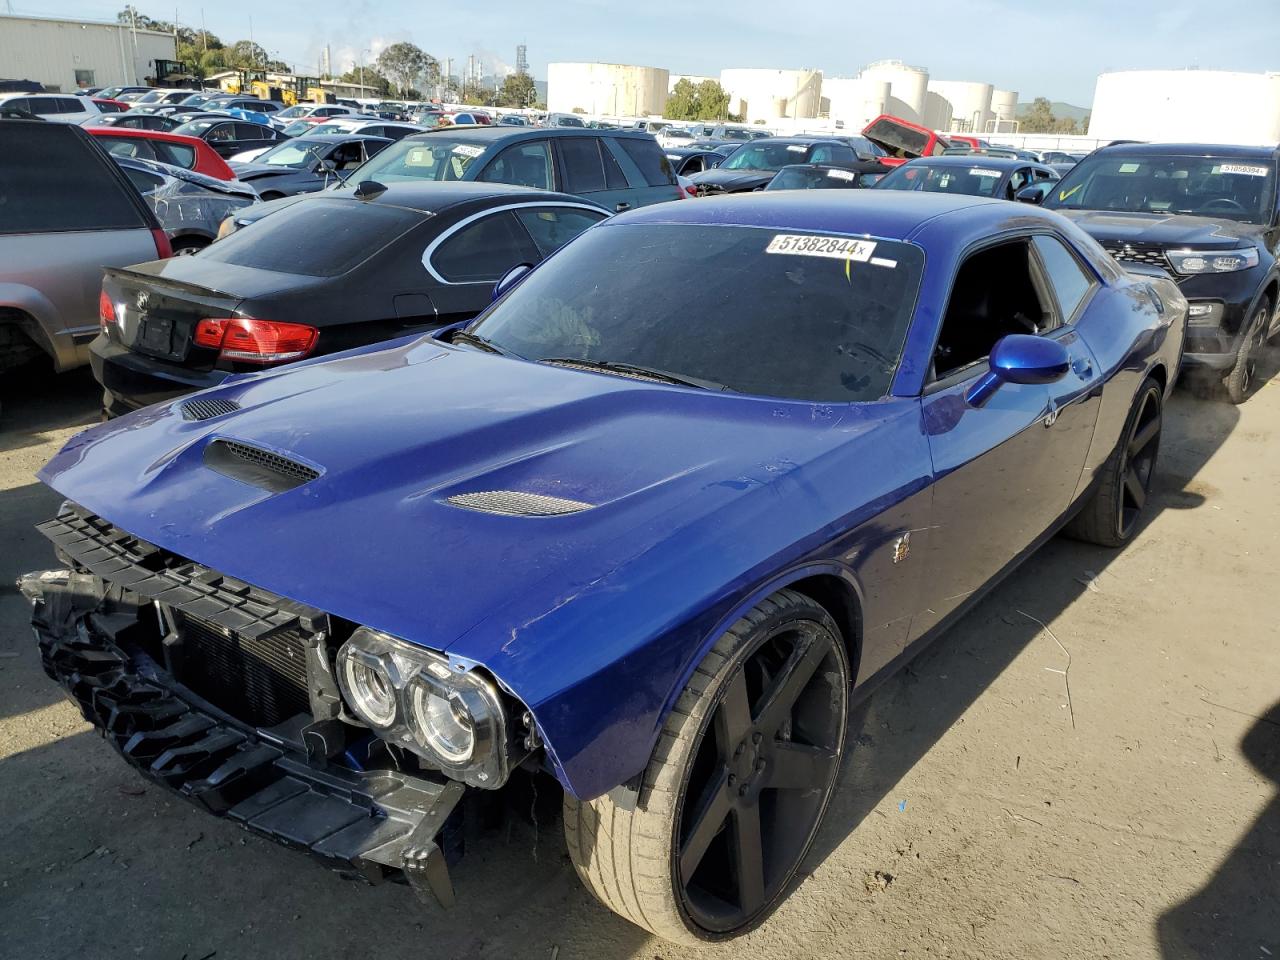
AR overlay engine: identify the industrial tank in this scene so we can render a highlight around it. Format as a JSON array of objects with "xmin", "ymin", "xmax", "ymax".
[
  {"xmin": 857, "ymin": 60, "xmax": 929, "ymax": 123},
  {"xmin": 823, "ymin": 77, "xmax": 890, "ymax": 131},
  {"xmin": 546, "ymin": 62, "xmax": 670, "ymax": 117},
  {"xmin": 990, "ymin": 88, "xmax": 1019, "ymax": 132},
  {"xmin": 720, "ymin": 68, "xmax": 823, "ymax": 122},
  {"xmin": 927, "ymin": 80, "xmax": 994, "ymax": 133}
]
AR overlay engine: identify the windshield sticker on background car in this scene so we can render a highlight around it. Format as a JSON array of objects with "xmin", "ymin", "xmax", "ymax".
[
  {"xmin": 970, "ymin": 168, "xmax": 1002, "ymax": 178},
  {"xmin": 1214, "ymin": 163, "xmax": 1269, "ymax": 177},
  {"xmin": 786, "ymin": 145, "xmax": 807, "ymax": 153},
  {"xmin": 766, "ymin": 234, "xmax": 877, "ymax": 262},
  {"xmin": 1118, "ymin": 163, "xmax": 1142, "ymax": 174},
  {"xmin": 827, "ymin": 169, "xmax": 855, "ymax": 181},
  {"xmin": 452, "ymin": 144, "xmax": 485, "ymax": 158}
]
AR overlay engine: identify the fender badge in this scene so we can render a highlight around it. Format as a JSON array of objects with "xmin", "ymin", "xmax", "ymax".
[{"xmin": 891, "ymin": 531, "xmax": 911, "ymax": 564}]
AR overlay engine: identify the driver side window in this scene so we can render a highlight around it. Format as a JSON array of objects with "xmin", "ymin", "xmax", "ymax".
[{"xmin": 933, "ymin": 240, "xmax": 1051, "ymax": 380}]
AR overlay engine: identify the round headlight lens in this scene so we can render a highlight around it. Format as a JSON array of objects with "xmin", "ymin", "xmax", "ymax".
[
  {"xmin": 342, "ymin": 656, "xmax": 397, "ymax": 727},
  {"xmin": 411, "ymin": 684, "xmax": 474, "ymax": 763}
]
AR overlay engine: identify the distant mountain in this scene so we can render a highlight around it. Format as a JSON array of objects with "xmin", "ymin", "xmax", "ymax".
[{"xmin": 1017, "ymin": 100, "xmax": 1090, "ymax": 122}]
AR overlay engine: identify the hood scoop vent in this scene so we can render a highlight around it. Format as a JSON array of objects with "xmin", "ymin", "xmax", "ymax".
[
  {"xmin": 203, "ymin": 440, "xmax": 320, "ymax": 492},
  {"xmin": 182, "ymin": 398, "xmax": 241, "ymax": 421},
  {"xmin": 445, "ymin": 490, "xmax": 592, "ymax": 517}
]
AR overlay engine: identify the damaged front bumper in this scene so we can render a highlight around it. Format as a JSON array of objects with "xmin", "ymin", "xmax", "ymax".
[{"xmin": 21, "ymin": 558, "xmax": 466, "ymax": 908}]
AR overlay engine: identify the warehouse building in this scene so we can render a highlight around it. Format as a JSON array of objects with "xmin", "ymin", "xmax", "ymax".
[
  {"xmin": 546, "ymin": 62, "xmax": 669, "ymax": 116},
  {"xmin": 0, "ymin": 14, "xmax": 177, "ymax": 92},
  {"xmin": 1088, "ymin": 69, "xmax": 1280, "ymax": 144}
]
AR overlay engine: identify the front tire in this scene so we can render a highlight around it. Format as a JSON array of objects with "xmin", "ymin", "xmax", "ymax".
[
  {"xmin": 1066, "ymin": 376, "xmax": 1162, "ymax": 547},
  {"xmin": 565, "ymin": 589, "xmax": 849, "ymax": 943},
  {"xmin": 1224, "ymin": 298, "xmax": 1270, "ymax": 404}
]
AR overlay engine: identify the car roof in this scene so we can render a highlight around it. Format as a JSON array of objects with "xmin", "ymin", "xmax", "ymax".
[
  {"xmin": 615, "ymin": 189, "xmax": 1027, "ymax": 241},
  {"xmin": 87, "ymin": 126, "xmax": 205, "ymax": 144},
  {"xmin": 1091, "ymin": 142, "xmax": 1280, "ymax": 159},
  {"xmin": 742, "ymin": 136, "xmax": 847, "ymax": 146},
  {"xmin": 329, "ymin": 181, "xmax": 605, "ymax": 215},
  {"xmin": 901, "ymin": 155, "xmax": 1037, "ymax": 170},
  {"xmin": 404, "ymin": 126, "xmax": 656, "ymax": 144},
  {"xmin": 289, "ymin": 133, "xmax": 394, "ymax": 144}
]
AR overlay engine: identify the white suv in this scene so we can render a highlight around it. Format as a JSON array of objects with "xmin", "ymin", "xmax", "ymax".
[{"xmin": 0, "ymin": 93, "xmax": 101, "ymax": 124}]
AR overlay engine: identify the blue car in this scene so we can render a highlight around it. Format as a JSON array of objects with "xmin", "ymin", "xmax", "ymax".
[{"xmin": 25, "ymin": 191, "xmax": 1185, "ymax": 943}]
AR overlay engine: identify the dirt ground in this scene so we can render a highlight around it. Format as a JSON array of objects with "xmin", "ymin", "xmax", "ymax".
[{"xmin": 1, "ymin": 366, "xmax": 1276, "ymax": 960}]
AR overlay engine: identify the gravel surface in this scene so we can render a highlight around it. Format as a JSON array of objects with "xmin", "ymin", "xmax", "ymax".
[{"xmin": 1, "ymin": 366, "xmax": 1276, "ymax": 960}]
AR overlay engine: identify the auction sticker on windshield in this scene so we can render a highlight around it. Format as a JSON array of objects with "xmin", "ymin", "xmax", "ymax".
[
  {"xmin": 453, "ymin": 144, "xmax": 485, "ymax": 158},
  {"xmin": 766, "ymin": 234, "xmax": 876, "ymax": 261},
  {"xmin": 1214, "ymin": 163, "xmax": 1269, "ymax": 177},
  {"xmin": 827, "ymin": 169, "xmax": 855, "ymax": 181},
  {"xmin": 970, "ymin": 168, "xmax": 1002, "ymax": 178}
]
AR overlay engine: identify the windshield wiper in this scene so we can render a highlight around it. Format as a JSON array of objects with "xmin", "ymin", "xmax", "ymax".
[
  {"xmin": 539, "ymin": 357, "xmax": 731, "ymax": 392},
  {"xmin": 449, "ymin": 329, "xmax": 521, "ymax": 358}
]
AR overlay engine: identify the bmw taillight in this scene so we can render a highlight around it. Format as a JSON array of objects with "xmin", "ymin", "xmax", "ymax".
[
  {"xmin": 151, "ymin": 228, "xmax": 173, "ymax": 259},
  {"xmin": 98, "ymin": 289, "xmax": 117, "ymax": 330},
  {"xmin": 193, "ymin": 317, "xmax": 319, "ymax": 365}
]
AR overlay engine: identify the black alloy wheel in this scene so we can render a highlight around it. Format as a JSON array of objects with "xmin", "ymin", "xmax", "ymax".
[
  {"xmin": 1117, "ymin": 381, "xmax": 1162, "ymax": 540},
  {"xmin": 674, "ymin": 618, "xmax": 848, "ymax": 934}
]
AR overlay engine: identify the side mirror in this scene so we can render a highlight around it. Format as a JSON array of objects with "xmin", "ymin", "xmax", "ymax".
[
  {"xmin": 966, "ymin": 334, "xmax": 1070, "ymax": 406},
  {"xmin": 491, "ymin": 262, "xmax": 534, "ymax": 303},
  {"xmin": 1015, "ymin": 183, "xmax": 1050, "ymax": 205}
]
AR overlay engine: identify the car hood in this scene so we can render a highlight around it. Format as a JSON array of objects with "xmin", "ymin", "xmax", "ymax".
[
  {"xmin": 39, "ymin": 336, "xmax": 894, "ymax": 670},
  {"xmin": 228, "ymin": 162, "xmax": 311, "ymax": 181},
  {"xmin": 1057, "ymin": 210, "xmax": 1266, "ymax": 249},
  {"xmin": 688, "ymin": 168, "xmax": 776, "ymax": 192}
]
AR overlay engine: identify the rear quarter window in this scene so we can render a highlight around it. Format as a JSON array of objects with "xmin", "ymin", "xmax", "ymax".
[
  {"xmin": 615, "ymin": 137, "xmax": 677, "ymax": 186},
  {"xmin": 0, "ymin": 123, "xmax": 148, "ymax": 233},
  {"xmin": 197, "ymin": 200, "xmax": 422, "ymax": 277}
]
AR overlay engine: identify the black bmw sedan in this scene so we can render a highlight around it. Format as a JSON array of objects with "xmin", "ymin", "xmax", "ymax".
[
  {"xmin": 228, "ymin": 134, "xmax": 393, "ymax": 199},
  {"xmin": 91, "ymin": 183, "xmax": 608, "ymax": 416},
  {"xmin": 687, "ymin": 137, "xmax": 859, "ymax": 195}
]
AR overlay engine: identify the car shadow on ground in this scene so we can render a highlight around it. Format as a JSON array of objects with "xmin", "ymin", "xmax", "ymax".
[
  {"xmin": 0, "ymin": 363, "xmax": 99, "ymax": 457},
  {"xmin": 1155, "ymin": 699, "xmax": 1280, "ymax": 959}
]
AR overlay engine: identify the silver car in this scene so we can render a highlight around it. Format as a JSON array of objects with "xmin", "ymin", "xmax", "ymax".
[
  {"xmin": 113, "ymin": 156, "xmax": 259, "ymax": 255},
  {"xmin": 0, "ymin": 119, "xmax": 168, "ymax": 373}
]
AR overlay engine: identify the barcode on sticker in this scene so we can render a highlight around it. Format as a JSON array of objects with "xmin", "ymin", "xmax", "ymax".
[
  {"xmin": 452, "ymin": 144, "xmax": 485, "ymax": 158},
  {"xmin": 1215, "ymin": 163, "xmax": 1269, "ymax": 177},
  {"xmin": 766, "ymin": 234, "xmax": 876, "ymax": 261},
  {"xmin": 827, "ymin": 169, "xmax": 855, "ymax": 181}
]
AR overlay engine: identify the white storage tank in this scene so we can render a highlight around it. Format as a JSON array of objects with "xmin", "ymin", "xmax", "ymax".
[
  {"xmin": 990, "ymin": 89, "xmax": 1019, "ymax": 131},
  {"xmin": 720, "ymin": 68, "xmax": 823, "ymax": 122},
  {"xmin": 857, "ymin": 60, "xmax": 929, "ymax": 123},
  {"xmin": 928, "ymin": 80, "xmax": 994, "ymax": 133},
  {"xmin": 1089, "ymin": 69, "xmax": 1280, "ymax": 144},
  {"xmin": 546, "ymin": 62, "xmax": 670, "ymax": 117},
  {"xmin": 823, "ymin": 77, "xmax": 890, "ymax": 131}
]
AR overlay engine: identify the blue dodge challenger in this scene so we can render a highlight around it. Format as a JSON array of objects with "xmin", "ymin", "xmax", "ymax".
[{"xmin": 24, "ymin": 191, "xmax": 1185, "ymax": 942}]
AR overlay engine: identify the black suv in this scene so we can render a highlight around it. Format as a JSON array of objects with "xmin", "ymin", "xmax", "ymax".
[{"xmin": 1033, "ymin": 143, "xmax": 1280, "ymax": 402}]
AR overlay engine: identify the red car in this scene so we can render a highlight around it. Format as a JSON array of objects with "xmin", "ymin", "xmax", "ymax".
[
  {"xmin": 862, "ymin": 114, "xmax": 951, "ymax": 167},
  {"xmin": 85, "ymin": 126, "xmax": 237, "ymax": 181},
  {"xmin": 92, "ymin": 98, "xmax": 130, "ymax": 114}
]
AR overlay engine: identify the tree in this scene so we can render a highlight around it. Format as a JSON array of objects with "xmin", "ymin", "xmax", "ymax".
[
  {"xmin": 498, "ymin": 72, "xmax": 536, "ymax": 107},
  {"xmin": 664, "ymin": 79, "xmax": 734, "ymax": 121},
  {"xmin": 227, "ymin": 40, "xmax": 268, "ymax": 70},
  {"xmin": 338, "ymin": 67, "xmax": 391, "ymax": 96},
  {"xmin": 376, "ymin": 42, "xmax": 437, "ymax": 98}
]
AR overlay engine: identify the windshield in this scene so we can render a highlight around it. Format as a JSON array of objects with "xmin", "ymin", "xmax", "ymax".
[
  {"xmin": 471, "ymin": 223, "xmax": 924, "ymax": 403},
  {"xmin": 877, "ymin": 163, "xmax": 1006, "ymax": 197},
  {"xmin": 1044, "ymin": 153, "xmax": 1278, "ymax": 224},
  {"xmin": 173, "ymin": 120, "xmax": 217, "ymax": 136},
  {"xmin": 767, "ymin": 166, "xmax": 877, "ymax": 190},
  {"xmin": 254, "ymin": 140, "xmax": 328, "ymax": 168},
  {"xmin": 348, "ymin": 137, "xmax": 486, "ymax": 184},
  {"xmin": 719, "ymin": 128, "xmax": 753, "ymax": 141},
  {"xmin": 275, "ymin": 105, "xmax": 310, "ymax": 119},
  {"xmin": 722, "ymin": 142, "xmax": 815, "ymax": 171},
  {"xmin": 281, "ymin": 119, "xmax": 317, "ymax": 137}
]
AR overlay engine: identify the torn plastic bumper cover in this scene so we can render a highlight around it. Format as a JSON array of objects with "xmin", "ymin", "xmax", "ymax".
[{"xmin": 23, "ymin": 562, "xmax": 465, "ymax": 908}]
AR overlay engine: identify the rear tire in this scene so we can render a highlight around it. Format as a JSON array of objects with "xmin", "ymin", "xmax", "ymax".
[
  {"xmin": 169, "ymin": 237, "xmax": 208, "ymax": 257},
  {"xmin": 1224, "ymin": 298, "xmax": 1270, "ymax": 404},
  {"xmin": 259, "ymin": 191, "xmax": 285, "ymax": 201},
  {"xmin": 565, "ymin": 589, "xmax": 849, "ymax": 943},
  {"xmin": 1066, "ymin": 376, "xmax": 1162, "ymax": 547}
]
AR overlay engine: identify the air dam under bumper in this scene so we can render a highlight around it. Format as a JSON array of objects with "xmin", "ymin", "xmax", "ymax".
[{"xmin": 25, "ymin": 559, "xmax": 465, "ymax": 908}]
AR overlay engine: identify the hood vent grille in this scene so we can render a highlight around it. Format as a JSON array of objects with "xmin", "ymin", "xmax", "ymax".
[
  {"xmin": 204, "ymin": 440, "xmax": 320, "ymax": 492},
  {"xmin": 445, "ymin": 490, "xmax": 592, "ymax": 517},
  {"xmin": 182, "ymin": 398, "xmax": 241, "ymax": 421}
]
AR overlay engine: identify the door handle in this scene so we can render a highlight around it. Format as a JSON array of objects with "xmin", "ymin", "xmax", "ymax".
[{"xmin": 615, "ymin": 202, "xmax": 631, "ymax": 212}]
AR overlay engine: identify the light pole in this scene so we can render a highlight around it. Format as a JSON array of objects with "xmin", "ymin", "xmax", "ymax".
[{"xmin": 358, "ymin": 48, "xmax": 370, "ymax": 97}]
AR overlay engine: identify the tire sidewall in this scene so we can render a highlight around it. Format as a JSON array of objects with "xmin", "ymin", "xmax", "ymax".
[
  {"xmin": 1226, "ymin": 298, "xmax": 1270, "ymax": 403},
  {"xmin": 1114, "ymin": 378, "xmax": 1163, "ymax": 543}
]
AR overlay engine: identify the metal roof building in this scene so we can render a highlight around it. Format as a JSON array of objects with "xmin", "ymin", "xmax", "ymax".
[{"xmin": 0, "ymin": 14, "xmax": 177, "ymax": 92}]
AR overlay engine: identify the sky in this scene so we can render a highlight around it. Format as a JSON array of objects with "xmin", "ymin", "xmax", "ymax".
[{"xmin": 12, "ymin": 0, "xmax": 1280, "ymax": 106}]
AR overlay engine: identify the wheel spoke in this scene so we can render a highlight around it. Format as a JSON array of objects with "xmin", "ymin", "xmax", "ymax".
[
  {"xmin": 766, "ymin": 742, "xmax": 837, "ymax": 791},
  {"xmin": 756, "ymin": 636, "xmax": 827, "ymax": 736},
  {"xmin": 678, "ymin": 769, "xmax": 733, "ymax": 886},
  {"xmin": 731, "ymin": 804, "xmax": 766, "ymax": 913},
  {"xmin": 716, "ymin": 671, "xmax": 752, "ymax": 760},
  {"xmin": 1129, "ymin": 417, "xmax": 1159, "ymax": 458},
  {"xmin": 1124, "ymin": 465, "xmax": 1146, "ymax": 509}
]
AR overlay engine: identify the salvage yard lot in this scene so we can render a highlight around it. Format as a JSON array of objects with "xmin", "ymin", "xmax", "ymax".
[{"xmin": 1, "ymin": 368, "xmax": 1277, "ymax": 960}]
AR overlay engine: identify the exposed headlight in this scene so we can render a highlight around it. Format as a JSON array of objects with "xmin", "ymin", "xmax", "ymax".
[
  {"xmin": 1167, "ymin": 247, "xmax": 1259, "ymax": 275},
  {"xmin": 336, "ymin": 627, "xmax": 518, "ymax": 788},
  {"xmin": 1186, "ymin": 301, "xmax": 1225, "ymax": 327},
  {"xmin": 215, "ymin": 216, "xmax": 237, "ymax": 240}
]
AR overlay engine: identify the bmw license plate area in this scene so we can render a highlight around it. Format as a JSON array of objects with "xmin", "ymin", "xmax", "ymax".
[{"xmin": 137, "ymin": 315, "xmax": 182, "ymax": 360}]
